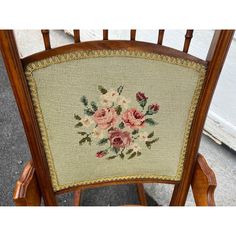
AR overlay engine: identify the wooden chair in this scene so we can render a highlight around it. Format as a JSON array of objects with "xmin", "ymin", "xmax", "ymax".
[{"xmin": 0, "ymin": 30, "xmax": 234, "ymax": 206}]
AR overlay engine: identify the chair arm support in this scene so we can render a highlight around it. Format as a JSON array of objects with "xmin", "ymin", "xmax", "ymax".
[
  {"xmin": 13, "ymin": 160, "xmax": 42, "ymax": 206},
  {"xmin": 191, "ymin": 153, "xmax": 217, "ymax": 206}
]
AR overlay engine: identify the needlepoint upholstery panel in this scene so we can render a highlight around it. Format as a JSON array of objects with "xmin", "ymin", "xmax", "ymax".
[{"xmin": 25, "ymin": 50, "xmax": 206, "ymax": 191}]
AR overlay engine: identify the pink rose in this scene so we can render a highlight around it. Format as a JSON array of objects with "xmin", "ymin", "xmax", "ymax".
[
  {"xmin": 109, "ymin": 129, "xmax": 131, "ymax": 148},
  {"xmin": 96, "ymin": 151, "xmax": 107, "ymax": 158},
  {"xmin": 147, "ymin": 103, "xmax": 160, "ymax": 115},
  {"xmin": 122, "ymin": 108, "xmax": 145, "ymax": 129},
  {"xmin": 93, "ymin": 108, "xmax": 117, "ymax": 129},
  {"xmin": 136, "ymin": 92, "xmax": 148, "ymax": 102}
]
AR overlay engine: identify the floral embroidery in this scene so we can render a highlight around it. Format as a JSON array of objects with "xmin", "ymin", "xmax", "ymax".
[{"xmin": 74, "ymin": 85, "xmax": 160, "ymax": 160}]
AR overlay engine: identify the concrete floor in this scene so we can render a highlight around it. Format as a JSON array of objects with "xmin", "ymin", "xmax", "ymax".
[{"xmin": 0, "ymin": 52, "xmax": 235, "ymax": 206}]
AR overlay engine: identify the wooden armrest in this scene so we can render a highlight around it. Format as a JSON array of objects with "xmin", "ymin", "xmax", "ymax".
[
  {"xmin": 191, "ymin": 153, "xmax": 217, "ymax": 206},
  {"xmin": 13, "ymin": 160, "xmax": 42, "ymax": 206}
]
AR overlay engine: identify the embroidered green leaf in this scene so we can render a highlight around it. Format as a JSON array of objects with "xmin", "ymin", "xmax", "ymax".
[
  {"xmin": 120, "ymin": 152, "xmax": 125, "ymax": 159},
  {"xmin": 128, "ymin": 152, "xmax": 137, "ymax": 159},
  {"xmin": 79, "ymin": 137, "xmax": 88, "ymax": 145},
  {"xmin": 91, "ymin": 101, "xmax": 98, "ymax": 111},
  {"xmin": 132, "ymin": 129, "xmax": 139, "ymax": 135},
  {"xmin": 75, "ymin": 122, "xmax": 83, "ymax": 128},
  {"xmin": 98, "ymin": 85, "xmax": 108, "ymax": 94},
  {"xmin": 84, "ymin": 108, "xmax": 94, "ymax": 116},
  {"xmin": 74, "ymin": 114, "xmax": 81, "ymax": 120},
  {"xmin": 145, "ymin": 142, "xmax": 151, "ymax": 149},
  {"xmin": 145, "ymin": 138, "xmax": 159, "ymax": 149},
  {"xmin": 119, "ymin": 122, "xmax": 125, "ymax": 129},
  {"xmin": 80, "ymin": 95, "xmax": 88, "ymax": 106},
  {"xmin": 115, "ymin": 105, "xmax": 122, "ymax": 115},
  {"xmin": 86, "ymin": 136, "xmax": 92, "ymax": 145},
  {"xmin": 108, "ymin": 127, "xmax": 115, "ymax": 132},
  {"xmin": 97, "ymin": 138, "xmax": 108, "ymax": 146},
  {"xmin": 106, "ymin": 155, "xmax": 117, "ymax": 160},
  {"xmin": 111, "ymin": 147, "xmax": 120, "ymax": 154},
  {"xmin": 137, "ymin": 151, "xmax": 142, "ymax": 156},
  {"xmin": 126, "ymin": 149, "xmax": 133, "ymax": 154},
  {"xmin": 77, "ymin": 131, "xmax": 87, "ymax": 135},
  {"xmin": 138, "ymin": 99, "xmax": 147, "ymax": 109},
  {"xmin": 149, "ymin": 138, "xmax": 159, "ymax": 144},
  {"xmin": 147, "ymin": 131, "xmax": 154, "ymax": 138},
  {"xmin": 117, "ymin": 85, "xmax": 124, "ymax": 95},
  {"xmin": 144, "ymin": 118, "xmax": 158, "ymax": 126}
]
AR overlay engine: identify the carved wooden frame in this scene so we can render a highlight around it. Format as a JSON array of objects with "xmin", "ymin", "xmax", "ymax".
[{"xmin": 0, "ymin": 30, "xmax": 234, "ymax": 206}]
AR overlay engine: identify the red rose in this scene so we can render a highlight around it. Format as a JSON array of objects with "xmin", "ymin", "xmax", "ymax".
[
  {"xmin": 147, "ymin": 103, "xmax": 160, "ymax": 115},
  {"xmin": 122, "ymin": 108, "xmax": 145, "ymax": 129},
  {"xmin": 96, "ymin": 151, "xmax": 107, "ymax": 158},
  {"xmin": 109, "ymin": 129, "xmax": 131, "ymax": 148},
  {"xmin": 136, "ymin": 92, "xmax": 148, "ymax": 102}
]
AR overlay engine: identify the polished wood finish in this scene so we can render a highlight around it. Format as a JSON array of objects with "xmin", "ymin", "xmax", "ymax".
[
  {"xmin": 103, "ymin": 30, "xmax": 108, "ymax": 40},
  {"xmin": 0, "ymin": 29, "xmax": 234, "ymax": 206},
  {"xmin": 41, "ymin": 30, "xmax": 51, "ymax": 50},
  {"xmin": 170, "ymin": 30, "xmax": 234, "ymax": 206},
  {"xmin": 191, "ymin": 154, "xmax": 216, "ymax": 206},
  {"xmin": 130, "ymin": 30, "xmax": 136, "ymax": 41},
  {"xmin": 73, "ymin": 189, "xmax": 82, "ymax": 206},
  {"xmin": 73, "ymin": 30, "xmax": 80, "ymax": 43},
  {"xmin": 0, "ymin": 30, "xmax": 57, "ymax": 205},
  {"xmin": 157, "ymin": 30, "xmax": 165, "ymax": 45},
  {"xmin": 136, "ymin": 184, "xmax": 148, "ymax": 206},
  {"xmin": 22, "ymin": 40, "xmax": 206, "ymax": 67},
  {"xmin": 13, "ymin": 161, "xmax": 41, "ymax": 206},
  {"xmin": 183, "ymin": 30, "xmax": 193, "ymax": 53}
]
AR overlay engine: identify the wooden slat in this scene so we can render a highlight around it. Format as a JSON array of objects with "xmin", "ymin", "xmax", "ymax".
[
  {"xmin": 183, "ymin": 30, "xmax": 194, "ymax": 53},
  {"xmin": 73, "ymin": 189, "xmax": 82, "ymax": 206},
  {"xmin": 41, "ymin": 30, "xmax": 51, "ymax": 50},
  {"xmin": 73, "ymin": 30, "xmax": 80, "ymax": 43},
  {"xmin": 130, "ymin": 30, "xmax": 136, "ymax": 41},
  {"xmin": 136, "ymin": 184, "xmax": 147, "ymax": 206},
  {"xmin": 157, "ymin": 30, "xmax": 165, "ymax": 45},
  {"xmin": 103, "ymin": 30, "xmax": 108, "ymax": 40}
]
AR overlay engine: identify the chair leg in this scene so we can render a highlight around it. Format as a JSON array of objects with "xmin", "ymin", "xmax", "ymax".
[
  {"xmin": 73, "ymin": 189, "xmax": 82, "ymax": 206},
  {"xmin": 136, "ymin": 184, "xmax": 148, "ymax": 206},
  {"xmin": 191, "ymin": 153, "xmax": 217, "ymax": 206}
]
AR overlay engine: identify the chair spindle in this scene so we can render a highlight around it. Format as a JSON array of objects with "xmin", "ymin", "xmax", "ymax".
[
  {"xmin": 103, "ymin": 30, "xmax": 108, "ymax": 40},
  {"xmin": 130, "ymin": 30, "xmax": 136, "ymax": 41},
  {"xmin": 73, "ymin": 30, "xmax": 80, "ymax": 43},
  {"xmin": 41, "ymin": 30, "xmax": 51, "ymax": 50},
  {"xmin": 183, "ymin": 30, "xmax": 194, "ymax": 53},
  {"xmin": 157, "ymin": 30, "xmax": 165, "ymax": 45}
]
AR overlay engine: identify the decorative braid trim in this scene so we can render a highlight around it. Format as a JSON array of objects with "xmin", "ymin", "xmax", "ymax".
[{"xmin": 25, "ymin": 49, "xmax": 206, "ymax": 191}]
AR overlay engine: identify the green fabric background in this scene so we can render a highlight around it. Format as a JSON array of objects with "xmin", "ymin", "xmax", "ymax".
[{"xmin": 31, "ymin": 55, "xmax": 202, "ymax": 190}]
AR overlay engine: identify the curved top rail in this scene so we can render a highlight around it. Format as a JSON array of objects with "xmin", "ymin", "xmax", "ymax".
[{"xmin": 22, "ymin": 40, "xmax": 207, "ymax": 67}]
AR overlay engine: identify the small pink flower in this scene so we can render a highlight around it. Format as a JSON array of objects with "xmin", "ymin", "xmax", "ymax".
[
  {"xmin": 96, "ymin": 151, "xmax": 107, "ymax": 158},
  {"xmin": 147, "ymin": 103, "xmax": 160, "ymax": 114},
  {"xmin": 136, "ymin": 92, "xmax": 148, "ymax": 102},
  {"xmin": 109, "ymin": 129, "xmax": 132, "ymax": 148},
  {"xmin": 122, "ymin": 108, "xmax": 145, "ymax": 129},
  {"xmin": 93, "ymin": 108, "xmax": 117, "ymax": 129}
]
